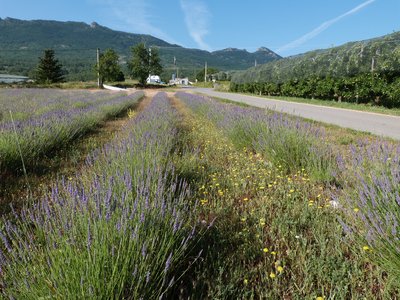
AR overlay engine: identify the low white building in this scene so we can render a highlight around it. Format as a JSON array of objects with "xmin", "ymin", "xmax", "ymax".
[{"xmin": 169, "ymin": 77, "xmax": 191, "ymax": 86}]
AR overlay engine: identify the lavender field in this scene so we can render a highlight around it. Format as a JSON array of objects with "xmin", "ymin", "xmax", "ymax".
[
  {"xmin": 0, "ymin": 89, "xmax": 399, "ymax": 299},
  {"xmin": 0, "ymin": 89, "xmax": 144, "ymax": 175}
]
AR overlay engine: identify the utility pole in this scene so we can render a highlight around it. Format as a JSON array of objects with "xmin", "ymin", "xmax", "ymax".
[
  {"xmin": 174, "ymin": 56, "xmax": 177, "ymax": 80},
  {"xmin": 204, "ymin": 61, "xmax": 207, "ymax": 83},
  {"xmin": 255, "ymin": 59, "xmax": 257, "ymax": 67},
  {"xmin": 149, "ymin": 47, "xmax": 152, "ymax": 78},
  {"xmin": 97, "ymin": 48, "xmax": 101, "ymax": 88}
]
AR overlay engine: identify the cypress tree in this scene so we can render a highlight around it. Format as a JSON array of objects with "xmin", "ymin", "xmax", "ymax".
[{"xmin": 35, "ymin": 49, "xmax": 65, "ymax": 83}]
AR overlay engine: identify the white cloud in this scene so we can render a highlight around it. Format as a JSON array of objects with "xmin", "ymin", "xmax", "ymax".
[
  {"xmin": 90, "ymin": 0, "xmax": 178, "ymax": 44},
  {"xmin": 180, "ymin": 0, "xmax": 211, "ymax": 51},
  {"xmin": 276, "ymin": 0, "xmax": 376, "ymax": 54}
]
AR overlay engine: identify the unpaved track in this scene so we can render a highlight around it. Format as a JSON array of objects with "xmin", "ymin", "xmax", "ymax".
[{"xmin": 189, "ymin": 88, "xmax": 400, "ymax": 140}]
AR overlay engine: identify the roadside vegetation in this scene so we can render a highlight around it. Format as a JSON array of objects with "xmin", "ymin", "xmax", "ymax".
[
  {"xmin": 231, "ymin": 72, "xmax": 400, "ymax": 109},
  {"xmin": 211, "ymin": 79, "xmax": 400, "ymax": 116},
  {"xmin": 231, "ymin": 30, "xmax": 400, "ymax": 109},
  {"xmin": 0, "ymin": 90, "xmax": 399, "ymax": 298}
]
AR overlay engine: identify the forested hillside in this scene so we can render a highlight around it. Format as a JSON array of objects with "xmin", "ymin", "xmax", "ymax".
[{"xmin": 0, "ymin": 18, "xmax": 280, "ymax": 81}]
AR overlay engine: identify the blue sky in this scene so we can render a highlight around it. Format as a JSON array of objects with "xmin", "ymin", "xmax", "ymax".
[{"xmin": 1, "ymin": 0, "xmax": 399, "ymax": 57}]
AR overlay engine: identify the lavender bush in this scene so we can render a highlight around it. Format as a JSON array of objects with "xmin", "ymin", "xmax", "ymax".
[
  {"xmin": 0, "ymin": 89, "xmax": 144, "ymax": 175},
  {"xmin": 176, "ymin": 92, "xmax": 336, "ymax": 182},
  {"xmin": 340, "ymin": 140, "xmax": 400, "ymax": 283},
  {"xmin": 0, "ymin": 89, "xmax": 119, "ymax": 123},
  {"xmin": 0, "ymin": 92, "xmax": 199, "ymax": 299}
]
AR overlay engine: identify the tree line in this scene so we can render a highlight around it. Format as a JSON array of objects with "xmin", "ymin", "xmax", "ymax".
[
  {"xmin": 230, "ymin": 72, "xmax": 400, "ymax": 108},
  {"xmin": 34, "ymin": 43, "xmax": 162, "ymax": 86}
]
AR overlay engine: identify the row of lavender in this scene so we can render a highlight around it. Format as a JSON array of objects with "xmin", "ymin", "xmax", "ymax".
[
  {"xmin": 176, "ymin": 91, "xmax": 336, "ymax": 183},
  {"xmin": 176, "ymin": 91, "xmax": 400, "ymax": 286},
  {"xmin": 340, "ymin": 141, "xmax": 400, "ymax": 280},
  {"xmin": 0, "ymin": 89, "xmax": 144, "ymax": 175},
  {"xmin": 0, "ymin": 92, "xmax": 199, "ymax": 299},
  {"xmin": 0, "ymin": 89, "xmax": 124, "ymax": 122}
]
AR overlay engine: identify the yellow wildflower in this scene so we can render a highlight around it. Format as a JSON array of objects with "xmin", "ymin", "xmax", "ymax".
[
  {"xmin": 269, "ymin": 272, "xmax": 276, "ymax": 279},
  {"xmin": 263, "ymin": 247, "xmax": 269, "ymax": 253},
  {"xmin": 277, "ymin": 266, "xmax": 284, "ymax": 273}
]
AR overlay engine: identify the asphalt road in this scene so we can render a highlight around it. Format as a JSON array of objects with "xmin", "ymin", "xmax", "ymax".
[{"xmin": 190, "ymin": 88, "xmax": 400, "ymax": 140}]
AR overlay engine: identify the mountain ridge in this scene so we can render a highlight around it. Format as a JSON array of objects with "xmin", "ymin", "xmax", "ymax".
[{"xmin": 0, "ymin": 17, "xmax": 281, "ymax": 80}]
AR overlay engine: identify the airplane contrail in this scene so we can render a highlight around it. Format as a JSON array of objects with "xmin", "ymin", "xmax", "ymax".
[{"xmin": 276, "ymin": 0, "xmax": 376, "ymax": 54}]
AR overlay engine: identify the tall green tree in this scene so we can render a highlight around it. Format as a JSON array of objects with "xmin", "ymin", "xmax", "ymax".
[
  {"xmin": 128, "ymin": 43, "xmax": 163, "ymax": 85},
  {"xmin": 96, "ymin": 49, "xmax": 124, "ymax": 84},
  {"xmin": 35, "ymin": 49, "xmax": 64, "ymax": 83}
]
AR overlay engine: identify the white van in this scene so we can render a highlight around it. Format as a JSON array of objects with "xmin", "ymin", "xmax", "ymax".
[{"xmin": 146, "ymin": 75, "xmax": 161, "ymax": 84}]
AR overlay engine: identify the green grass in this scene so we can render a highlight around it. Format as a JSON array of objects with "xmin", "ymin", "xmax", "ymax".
[
  {"xmin": 267, "ymin": 95, "xmax": 400, "ymax": 116},
  {"xmin": 211, "ymin": 95, "xmax": 252, "ymax": 107},
  {"xmin": 213, "ymin": 81, "xmax": 231, "ymax": 92},
  {"xmin": 192, "ymin": 81, "xmax": 214, "ymax": 88}
]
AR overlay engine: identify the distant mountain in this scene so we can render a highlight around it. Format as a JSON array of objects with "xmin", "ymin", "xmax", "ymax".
[
  {"xmin": 0, "ymin": 18, "xmax": 281, "ymax": 81},
  {"xmin": 232, "ymin": 31, "xmax": 400, "ymax": 84},
  {"xmin": 211, "ymin": 47, "xmax": 280, "ymax": 66}
]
